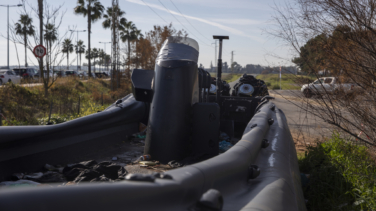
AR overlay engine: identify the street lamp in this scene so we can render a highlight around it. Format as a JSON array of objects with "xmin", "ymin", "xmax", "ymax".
[
  {"xmin": 0, "ymin": 4, "xmax": 23, "ymax": 69},
  {"xmin": 69, "ymin": 29, "xmax": 86, "ymax": 71},
  {"xmin": 99, "ymin": 41, "xmax": 111, "ymax": 72}
]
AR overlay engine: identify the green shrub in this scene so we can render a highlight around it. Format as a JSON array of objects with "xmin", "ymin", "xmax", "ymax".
[
  {"xmin": 38, "ymin": 102, "xmax": 108, "ymax": 125},
  {"xmin": 299, "ymin": 133, "xmax": 376, "ymax": 210},
  {"xmin": 271, "ymin": 84, "xmax": 281, "ymax": 90}
]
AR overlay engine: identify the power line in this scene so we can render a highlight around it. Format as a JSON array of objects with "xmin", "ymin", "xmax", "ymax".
[
  {"xmin": 157, "ymin": 0, "xmax": 212, "ymax": 48},
  {"xmin": 169, "ymin": 0, "xmax": 212, "ymax": 43},
  {"xmin": 141, "ymin": 0, "xmax": 169, "ymax": 24}
]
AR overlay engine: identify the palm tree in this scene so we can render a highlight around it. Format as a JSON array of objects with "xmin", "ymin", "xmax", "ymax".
[
  {"xmin": 102, "ymin": 5, "xmax": 126, "ymax": 30},
  {"xmin": 120, "ymin": 21, "xmax": 137, "ymax": 71},
  {"xmin": 62, "ymin": 39, "xmax": 74, "ymax": 70},
  {"xmin": 44, "ymin": 23, "xmax": 58, "ymax": 70},
  {"xmin": 98, "ymin": 49, "xmax": 106, "ymax": 71},
  {"xmin": 133, "ymin": 29, "xmax": 143, "ymax": 69},
  {"xmin": 74, "ymin": 0, "xmax": 104, "ymax": 77},
  {"xmin": 104, "ymin": 54, "xmax": 110, "ymax": 71},
  {"xmin": 91, "ymin": 48, "xmax": 99, "ymax": 72},
  {"xmin": 102, "ymin": 5, "xmax": 127, "ymax": 87},
  {"xmin": 75, "ymin": 40, "xmax": 86, "ymax": 67},
  {"xmin": 15, "ymin": 14, "xmax": 35, "ymax": 67}
]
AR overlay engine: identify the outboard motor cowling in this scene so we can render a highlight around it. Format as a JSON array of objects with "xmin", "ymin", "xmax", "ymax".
[{"xmin": 144, "ymin": 36, "xmax": 199, "ymax": 163}]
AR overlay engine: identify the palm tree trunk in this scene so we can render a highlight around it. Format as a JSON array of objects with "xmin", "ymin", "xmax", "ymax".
[
  {"xmin": 24, "ymin": 34, "xmax": 27, "ymax": 67},
  {"xmin": 50, "ymin": 40, "xmax": 52, "ymax": 70},
  {"xmin": 88, "ymin": 3, "xmax": 92, "ymax": 78},
  {"xmin": 128, "ymin": 39, "xmax": 131, "ymax": 77},
  {"xmin": 136, "ymin": 41, "xmax": 138, "ymax": 69},
  {"xmin": 67, "ymin": 52, "xmax": 69, "ymax": 70},
  {"xmin": 47, "ymin": 41, "xmax": 50, "ymax": 83},
  {"xmin": 111, "ymin": 22, "xmax": 115, "ymax": 91},
  {"xmin": 128, "ymin": 39, "xmax": 131, "ymax": 70}
]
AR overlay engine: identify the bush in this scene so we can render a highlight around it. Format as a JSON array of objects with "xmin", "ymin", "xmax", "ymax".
[
  {"xmin": 0, "ymin": 77, "xmax": 131, "ymax": 125},
  {"xmin": 271, "ymin": 84, "xmax": 281, "ymax": 90},
  {"xmin": 299, "ymin": 133, "xmax": 376, "ymax": 210},
  {"xmin": 39, "ymin": 101, "xmax": 106, "ymax": 125}
]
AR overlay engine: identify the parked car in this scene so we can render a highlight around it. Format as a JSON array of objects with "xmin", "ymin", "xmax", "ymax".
[
  {"xmin": 65, "ymin": 70, "xmax": 79, "ymax": 77},
  {"xmin": 13, "ymin": 67, "xmax": 39, "ymax": 80},
  {"xmin": 37, "ymin": 70, "xmax": 57, "ymax": 80},
  {"xmin": 95, "ymin": 72, "xmax": 109, "ymax": 78},
  {"xmin": 78, "ymin": 71, "xmax": 88, "ymax": 80},
  {"xmin": 301, "ymin": 77, "xmax": 358, "ymax": 98},
  {"xmin": 55, "ymin": 70, "xmax": 66, "ymax": 77},
  {"xmin": 0, "ymin": 69, "xmax": 21, "ymax": 85},
  {"xmin": 88, "ymin": 72, "xmax": 96, "ymax": 78}
]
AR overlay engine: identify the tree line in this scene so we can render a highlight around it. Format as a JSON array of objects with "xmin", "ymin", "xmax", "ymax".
[{"xmin": 11, "ymin": 0, "xmax": 187, "ymax": 95}]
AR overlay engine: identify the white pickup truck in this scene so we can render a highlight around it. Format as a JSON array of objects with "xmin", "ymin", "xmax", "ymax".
[{"xmin": 301, "ymin": 77, "xmax": 357, "ymax": 98}]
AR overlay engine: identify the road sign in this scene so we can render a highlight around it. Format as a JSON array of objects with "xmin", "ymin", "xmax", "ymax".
[{"xmin": 33, "ymin": 45, "xmax": 46, "ymax": 58}]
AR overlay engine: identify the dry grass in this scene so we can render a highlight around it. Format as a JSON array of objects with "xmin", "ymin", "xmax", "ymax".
[{"xmin": 0, "ymin": 77, "xmax": 132, "ymax": 125}]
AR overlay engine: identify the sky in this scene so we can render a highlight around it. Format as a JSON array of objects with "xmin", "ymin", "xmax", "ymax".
[{"xmin": 0, "ymin": 0, "xmax": 295, "ymax": 69}]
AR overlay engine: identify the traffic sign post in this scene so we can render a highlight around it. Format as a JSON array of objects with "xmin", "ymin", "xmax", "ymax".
[{"xmin": 33, "ymin": 45, "xmax": 46, "ymax": 58}]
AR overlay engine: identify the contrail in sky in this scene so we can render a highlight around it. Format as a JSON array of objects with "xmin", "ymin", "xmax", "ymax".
[{"xmin": 126, "ymin": 0, "xmax": 264, "ymax": 43}]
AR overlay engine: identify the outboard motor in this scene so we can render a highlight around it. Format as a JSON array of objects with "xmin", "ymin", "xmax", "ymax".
[{"xmin": 143, "ymin": 36, "xmax": 199, "ymax": 163}]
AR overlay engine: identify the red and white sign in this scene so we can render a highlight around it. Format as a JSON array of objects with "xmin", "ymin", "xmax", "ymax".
[{"xmin": 33, "ymin": 45, "xmax": 47, "ymax": 58}]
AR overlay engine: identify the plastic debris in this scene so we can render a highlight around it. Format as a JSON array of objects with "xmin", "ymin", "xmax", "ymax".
[
  {"xmin": 11, "ymin": 173, "xmax": 24, "ymax": 180},
  {"xmin": 5, "ymin": 160, "xmax": 129, "ymax": 186},
  {"xmin": 219, "ymin": 141, "xmax": 233, "ymax": 152},
  {"xmin": 130, "ymin": 139, "xmax": 145, "ymax": 146},
  {"xmin": 139, "ymin": 161, "xmax": 156, "ymax": 166},
  {"xmin": 136, "ymin": 134, "xmax": 146, "ymax": 139},
  {"xmin": 0, "ymin": 180, "xmax": 41, "ymax": 188},
  {"xmin": 135, "ymin": 154, "xmax": 151, "ymax": 163},
  {"xmin": 24, "ymin": 172, "xmax": 43, "ymax": 180},
  {"xmin": 44, "ymin": 164, "xmax": 65, "ymax": 173},
  {"xmin": 44, "ymin": 164, "xmax": 57, "ymax": 171},
  {"xmin": 90, "ymin": 175, "xmax": 112, "ymax": 183},
  {"xmin": 219, "ymin": 132, "xmax": 231, "ymax": 142},
  {"xmin": 38, "ymin": 171, "xmax": 66, "ymax": 183},
  {"xmin": 63, "ymin": 161, "xmax": 128, "ymax": 184},
  {"xmin": 112, "ymin": 157, "xmax": 118, "ymax": 161}
]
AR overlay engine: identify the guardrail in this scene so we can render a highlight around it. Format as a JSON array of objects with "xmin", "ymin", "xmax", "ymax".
[
  {"xmin": 0, "ymin": 98, "xmax": 306, "ymax": 211},
  {"xmin": 0, "ymin": 94, "xmax": 148, "ymax": 181}
]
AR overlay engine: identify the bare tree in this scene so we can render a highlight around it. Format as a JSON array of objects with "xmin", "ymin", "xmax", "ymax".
[
  {"xmin": 8, "ymin": 0, "xmax": 73, "ymax": 96},
  {"xmin": 269, "ymin": 0, "xmax": 376, "ymax": 146}
]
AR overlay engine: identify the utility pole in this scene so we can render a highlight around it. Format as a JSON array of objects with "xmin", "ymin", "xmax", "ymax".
[
  {"xmin": 211, "ymin": 40, "xmax": 217, "ymax": 72},
  {"xmin": 0, "ymin": 4, "xmax": 23, "ymax": 69},
  {"xmin": 70, "ymin": 29, "xmax": 86, "ymax": 71},
  {"xmin": 231, "ymin": 51, "xmax": 235, "ymax": 73},
  {"xmin": 111, "ymin": 0, "xmax": 120, "ymax": 90},
  {"xmin": 99, "ymin": 41, "xmax": 111, "ymax": 72}
]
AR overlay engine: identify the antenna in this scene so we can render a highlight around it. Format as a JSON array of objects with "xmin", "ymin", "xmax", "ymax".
[{"xmin": 213, "ymin": 35, "xmax": 229, "ymax": 102}]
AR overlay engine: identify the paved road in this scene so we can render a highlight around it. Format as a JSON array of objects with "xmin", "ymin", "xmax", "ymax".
[{"xmin": 270, "ymin": 90, "xmax": 333, "ymax": 139}]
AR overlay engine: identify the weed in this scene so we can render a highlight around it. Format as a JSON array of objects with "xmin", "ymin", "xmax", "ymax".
[
  {"xmin": 38, "ymin": 101, "xmax": 109, "ymax": 125},
  {"xmin": 271, "ymin": 84, "xmax": 281, "ymax": 90},
  {"xmin": 299, "ymin": 132, "xmax": 376, "ymax": 210},
  {"xmin": 0, "ymin": 77, "xmax": 131, "ymax": 126},
  {"xmin": 257, "ymin": 74, "xmax": 315, "ymax": 90}
]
